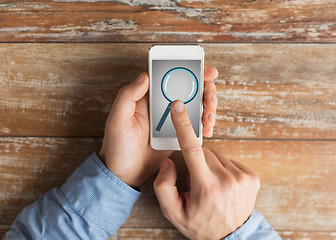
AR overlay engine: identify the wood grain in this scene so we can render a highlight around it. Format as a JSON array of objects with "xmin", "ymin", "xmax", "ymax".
[
  {"xmin": 279, "ymin": 231, "xmax": 336, "ymax": 240},
  {"xmin": 1, "ymin": 1, "xmax": 336, "ymax": 42},
  {"xmin": 1, "ymin": 1, "xmax": 335, "ymax": 238},
  {"xmin": 208, "ymin": 44, "xmax": 336, "ymax": 139},
  {"xmin": 119, "ymin": 228, "xmax": 186, "ymax": 240},
  {"xmin": 2, "ymin": 225, "xmax": 336, "ymax": 240},
  {"xmin": 1, "ymin": 43, "xmax": 335, "ymax": 139},
  {"xmin": 124, "ymin": 139, "xmax": 336, "ymax": 232},
  {"xmin": 0, "ymin": 226, "xmax": 10, "ymax": 240},
  {"xmin": 1, "ymin": 137, "xmax": 335, "ymax": 232},
  {"xmin": 119, "ymin": 228, "xmax": 336, "ymax": 240},
  {"xmin": 0, "ymin": 137, "xmax": 102, "ymax": 225},
  {"xmin": 0, "ymin": 225, "xmax": 118, "ymax": 240}
]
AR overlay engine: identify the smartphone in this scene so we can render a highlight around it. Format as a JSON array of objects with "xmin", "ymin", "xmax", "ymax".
[{"xmin": 149, "ymin": 45, "xmax": 204, "ymax": 150}]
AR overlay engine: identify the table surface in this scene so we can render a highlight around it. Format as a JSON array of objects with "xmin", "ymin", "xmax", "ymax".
[{"xmin": 1, "ymin": 1, "xmax": 336, "ymax": 239}]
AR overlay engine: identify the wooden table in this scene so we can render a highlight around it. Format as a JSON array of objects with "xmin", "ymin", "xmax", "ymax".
[{"xmin": 1, "ymin": 1, "xmax": 336, "ymax": 239}]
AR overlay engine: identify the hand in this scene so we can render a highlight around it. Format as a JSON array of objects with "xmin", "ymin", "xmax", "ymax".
[
  {"xmin": 153, "ymin": 100, "xmax": 260, "ymax": 239},
  {"xmin": 99, "ymin": 66, "xmax": 218, "ymax": 188}
]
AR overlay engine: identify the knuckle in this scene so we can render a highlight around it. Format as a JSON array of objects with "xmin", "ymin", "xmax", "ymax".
[
  {"xmin": 205, "ymin": 81, "xmax": 216, "ymax": 91},
  {"xmin": 153, "ymin": 179, "xmax": 159, "ymax": 190},
  {"xmin": 177, "ymin": 118, "xmax": 192, "ymax": 128},
  {"xmin": 225, "ymin": 176, "xmax": 239, "ymax": 190},
  {"xmin": 118, "ymin": 85, "xmax": 127, "ymax": 94},
  {"xmin": 200, "ymin": 180, "xmax": 220, "ymax": 201},
  {"xmin": 119, "ymin": 84, "xmax": 136, "ymax": 98},
  {"xmin": 118, "ymin": 85, "xmax": 130, "ymax": 96},
  {"xmin": 251, "ymin": 173, "xmax": 261, "ymax": 190},
  {"xmin": 153, "ymin": 178, "xmax": 165, "ymax": 191},
  {"xmin": 184, "ymin": 144, "xmax": 203, "ymax": 157},
  {"xmin": 235, "ymin": 171, "xmax": 247, "ymax": 182}
]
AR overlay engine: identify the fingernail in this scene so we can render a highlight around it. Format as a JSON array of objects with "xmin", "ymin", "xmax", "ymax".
[
  {"xmin": 135, "ymin": 72, "xmax": 146, "ymax": 83},
  {"xmin": 173, "ymin": 101, "xmax": 184, "ymax": 113},
  {"xmin": 161, "ymin": 160, "xmax": 169, "ymax": 171},
  {"xmin": 209, "ymin": 112, "xmax": 216, "ymax": 125},
  {"xmin": 211, "ymin": 94, "xmax": 217, "ymax": 105}
]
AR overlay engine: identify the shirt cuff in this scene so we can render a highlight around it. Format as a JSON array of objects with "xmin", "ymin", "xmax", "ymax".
[
  {"xmin": 223, "ymin": 209, "xmax": 281, "ymax": 240},
  {"xmin": 60, "ymin": 153, "xmax": 141, "ymax": 231}
]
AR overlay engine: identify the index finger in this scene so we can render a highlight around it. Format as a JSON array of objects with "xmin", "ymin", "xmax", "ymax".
[
  {"xmin": 204, "ymin": 65, "xmax": 219, "ymax": 81},
  {"xmin": 170, "ymin": 100, "xmax": 211, "ymax": 179}
]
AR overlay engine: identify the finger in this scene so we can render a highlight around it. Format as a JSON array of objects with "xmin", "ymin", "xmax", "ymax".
[
  {"xmin": 170, "ymin": 100, "xmax": 210, "ymax": 179},
  {"xmin": 210, "ymin": 149, "xmax": 242, "ymax": 177},
  {"xmin": 135, "ymin": 91, "xmax": 149, "ymax": 118},
  {"xmin": 204, "ymin": 65, "xmax": 219, "ymax": 82},
  {"xmin": 187, "ymin": 170, "xmax": 191, "ymax": 191},
  {"xmin": 202, "ymin": 81, "xmax": 217, "ymax": 137},
  {"xmin": 154, "ymin": 159, "xmax": 186, "ymax": 224},
  {"xmin": 202, "ymin": 110, "xmax": 215, "ymax": 137},
  {"xmin": 202, "ymin": 124, "xmax": 213, "ymax": 138},
  {"xmin": 111, "ymin": 72, "xmax": 149, "ymax": 125},
  {"xmin": 203, "ymin": 81, "xmax": 217, "ymax": 112},
  {"xmin": 202, "ymin": 109, "xmax": 216, "ymax": 127},
  {"xmin": 230, "ymin": 159, "xmax": 255, "ymax": 175},
  {"xmin": 202, "ymin": 147, "xmax": 226, "ymax": 175}
]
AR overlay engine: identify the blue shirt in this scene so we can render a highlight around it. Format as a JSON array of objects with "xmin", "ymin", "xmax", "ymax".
[{"xmin": 5, "ymin": 153, "xmax": 282, "ymax": 240}]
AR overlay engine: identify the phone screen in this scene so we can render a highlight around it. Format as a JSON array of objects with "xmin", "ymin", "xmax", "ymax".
[{"xmin": 152, "ymin": 60, "xmax": 201, "ymax": 138}]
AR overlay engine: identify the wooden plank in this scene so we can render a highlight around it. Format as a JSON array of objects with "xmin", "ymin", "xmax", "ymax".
[
  {"xmin": 2, "ymin": 225, "xmax": 336, "ymax": 240},
  {"xmin": 279, "ymin": 231, "xmax": 336, "ymax": 240},
  {"xmin": 1, "ymin": 1, "xmax": 336, "ymax": 42},
  {"xmin": 1, "ymin": 137, "xmax": 335, "ymax": 232},
  {"xmin": 1, "ymin": 43, "xmax": 335, "ymax": 139},
  {"xmin": 208, "ymin": 44, "xmax": 336, "ymax": 139},
  {"xmin": 0, "ymin": 226, "xmax": 10, "ymax": 240},
  {"xmin": 0, "ymin": 43, "xmax": 141, "ymax": 137},
  {"xmin": 0, "ymin": 137, "xmax": 102, "ymax": 225},
  {"xmin": 0, "ymin": 225, "xmax": 118, "ymax": 239},
  {"xmin": 119, "ymin": 228, "xmax": 186, "ymax": 240},
  {"xmin": 205, "ymin": 140, "xmax": 336, "ymax": 232},
  {"xmin": 124, "ymin": 139, "xmax": 336, "ymax": 231},
  {"xmin": 118, "ymin": 228, "xmax": 336, "ymax": 240}
]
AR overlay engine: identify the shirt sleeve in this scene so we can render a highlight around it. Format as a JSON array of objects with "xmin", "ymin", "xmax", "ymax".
[
  {"xmin": 223, "ymin": 209, "xmax": 282, "ymax": 240},
  {"xmin": 5, "ymin": 153, "xmax": 141, "ymax": 240}
]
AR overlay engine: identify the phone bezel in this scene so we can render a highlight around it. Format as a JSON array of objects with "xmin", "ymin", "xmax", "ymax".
[{"xmin": 149, "ymin": 45, "xmax": 204, "ymax": 150}]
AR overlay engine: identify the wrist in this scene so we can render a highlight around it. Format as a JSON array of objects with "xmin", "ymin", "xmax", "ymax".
[
  {"xmin": 222, "ymin": 215, "xmax": 251, "ymax": 239},
  {"xmin": 97, "ymin": 151, "xmax": 140, "ymax": 189},
  {"xmin": 98, "ymin": 150, "xmax": 107, "ymax": 165},
  {"xmin": 222, "ymin": 211, "xmax": 256, "ymax": 240}
]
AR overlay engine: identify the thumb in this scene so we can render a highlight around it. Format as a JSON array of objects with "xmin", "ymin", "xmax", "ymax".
[
  {"xmin": 110, "ymin": 72, "xmax": 149, "ymax": 124},
  {"xmin": 154, "ymin": 159, "xmax": 185, "ymax": 223}
]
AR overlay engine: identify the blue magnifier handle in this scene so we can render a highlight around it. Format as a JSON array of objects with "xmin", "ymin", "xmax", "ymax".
[{"xmin": 156, "ymin": 103, "xmax": 171, "ymax": 131}]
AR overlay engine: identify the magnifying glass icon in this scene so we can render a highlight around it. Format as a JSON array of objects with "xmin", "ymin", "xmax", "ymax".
[{"xmin": 155, "ymin": 67, "xmax": 198, "ymax": 131}]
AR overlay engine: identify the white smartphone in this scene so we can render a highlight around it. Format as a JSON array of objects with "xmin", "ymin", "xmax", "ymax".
[{"xmin": 149, "ymin": 45, "xmax": 204, "ymax": 150}]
